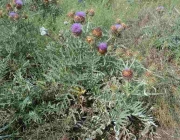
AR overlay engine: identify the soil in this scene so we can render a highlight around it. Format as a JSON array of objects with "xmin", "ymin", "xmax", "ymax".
[{"xmin": 155, "ymin": 128, "xmax": 180, "ymax": 140}]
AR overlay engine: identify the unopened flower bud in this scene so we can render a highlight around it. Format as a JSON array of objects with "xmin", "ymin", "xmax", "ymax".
[
  {"xmin": 67, "ymin": 11, "xmax": 75, "ymax": 18},
  {"xmin": 86, "ymin": 36, "xmax": 95, "ymax": 45},
  {"xmin": 115, "ymin": 18, "xmax": 122, "ymax": 24},
  {"xmin": 0, "ymin": 10, "xmax": 3, "ymax": 18},
  {"xmin": 88, "ymin": 8, "xmax": 95, "ymax": 16},
  {"xmin": 6, "ymin": 4, "xmax": 12, "ymax": 11},
  {"xmin": 122, "ymin": 68, "xmax": 133, "ymax": 80},
  {"xmin": 92, "ymin": 27, "xmax": 102, "ymax": 38}
]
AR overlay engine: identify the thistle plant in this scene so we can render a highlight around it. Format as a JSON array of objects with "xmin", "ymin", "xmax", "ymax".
[
  {"xmin": 41, "ymin": 13, "xmax": 157, "ymax": 139},
  {"xmin": 0, "ymin": 0, "xmax": 171, "ymax": 140}
]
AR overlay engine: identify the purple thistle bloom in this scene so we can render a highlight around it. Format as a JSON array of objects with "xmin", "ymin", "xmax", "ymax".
[
  {"xmin": 75, "ymin": 11, "xmax": 86, "ymax": 17},
  {"xmin": 15, "ymin": 0, "xmax": 23, "ymax": 5},
  {"xmin": 98, "ymin": 42, "xmax": 108, "ymax": 51},
  {"xmin": 71, "ymin": 23, "xmax": 82, "ymax": 36},
  {"xmin": 156, "ymin": 6, "xmax": 164, "ymax": 11},
  {"xmin": 115, "ymin": 24, "xmax": 122, "ymax": 29},
  {"xmin": 157, "ymin": 6, "xmax": 164, "ymax": 9},
  {"xmin": 9, "ymin": 11, "xmax": 18, "ymax": 17}
]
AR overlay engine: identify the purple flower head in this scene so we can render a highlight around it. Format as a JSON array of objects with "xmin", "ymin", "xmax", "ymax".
[
  {"xmin": 15, "ymin": 0, "xmax": 23, "ymax": 5},
  {"xmin": 157, "ymin": 6, "xmax": 164, "ymax": 9},
  {"xmin": 156, "ymin": 6, "xmax": 164, "ymax": 11},
  {"xmin": 75, "ymin": 11, "xmax": 86, "ymax": 17},
  {"xmin": 115, "ymin": 24, "xmax": 122, "ymax": 29},
  {"xmin": 98, "ymin": 42, "xmax": 108, "ymax": 51},
  {"xmin": 124, "ymin": 67, "xmax": 130, "ymax": 70},
  {"xmin": 71, "ymin": 23, "xmax": 82, "ymax": 34},
  {"xmin": 9, "ymin": 11, "xmax": 18, "ymax": 17}
]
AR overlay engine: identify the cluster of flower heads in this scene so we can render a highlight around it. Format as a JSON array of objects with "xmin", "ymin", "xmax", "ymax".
[
  {"xmin": 67, "ymin": 9, "xmax": 95, "ymax": 23},
  {"xmin": 0, "ymin": 0, "xmax": 28, "ymax": 20},
  {"xmin": 110, "ymin": 19, "xmax": 127, "ymax": 36},
  {"xmin": 68, "ymin": 10, "xmax": 107, "ymax": 55},
  {"xmin": 67, "ymin": 9, "xmax": 128, "ymax": 55},
  {"xmin": 0, "ymin": 0, "xmax": 58, "ymax": 20},
  {"xmin": 66, "ymin": 9, "xmax": 134, "ymax": 80},
  {"xmin": 67, "ymin": 10, "xmax": 87, "ymax": 36},
  {"xmin": 9, "ymin": 0, "xmax": 23, "ymax": 16},
  {"xmin": 68, "ymin": 9, "xmax": 97, "ymax": 37}
]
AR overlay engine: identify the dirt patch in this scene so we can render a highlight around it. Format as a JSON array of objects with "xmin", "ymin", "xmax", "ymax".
[{"xmin": 155, "ymin": 128, "xmax": 180, "ymax": 140}]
